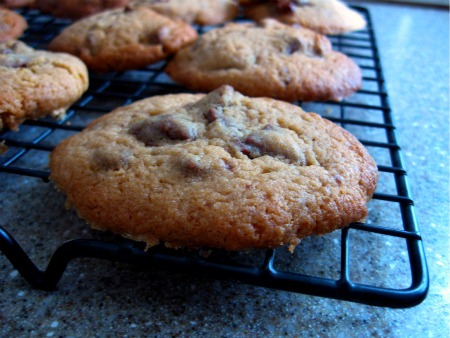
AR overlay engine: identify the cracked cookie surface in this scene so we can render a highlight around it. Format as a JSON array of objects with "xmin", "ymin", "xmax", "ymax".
[
  {"xmin": 0, "ymin": 40, "xmax": 88, "ymax": 130},
  {"xmin": 48, "ymin": 6, "xmax": 197, "ymax": 72},
  {"xmin": 50, "ymin": 85, "xmax": 378, "ymax": 251},
  {"xmin": 166, "ymin": 19, "xmax": 362, "ymax": 102}
]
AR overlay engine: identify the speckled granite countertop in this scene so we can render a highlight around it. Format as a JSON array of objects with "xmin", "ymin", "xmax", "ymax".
[{"xmin": 1, "ymin": 2, "xmax": 449, "ymax": 337}]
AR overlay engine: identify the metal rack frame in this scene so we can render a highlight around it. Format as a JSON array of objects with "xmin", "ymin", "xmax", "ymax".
[{"xmin": 0, "ymin": 7, "xmax": 429, "ymax": 308}]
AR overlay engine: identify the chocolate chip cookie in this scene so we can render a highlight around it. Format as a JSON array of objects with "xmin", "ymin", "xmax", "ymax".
[
  {"xmin": 0, "ymin": 40, "xmax": 88, "ymax": 130},
  {"xmin": 243, "ymin": 0, "xmax": 366, "ymax": 35},
  {"xmin": 0, "ymin": 7, "xmax": 27, "ymax": 43},
  {"xmin": 50, "ymin": 85, "xmax": 378, "ymax": 251},
  {"xmin": 48, "ymin": 6, "xmax": 198, "ymax": 72},
  {"xmin": 35, "ymin": 0, "xmax": 130, "ymax": 20},
  {"xmin": 130, "ymin": 0, "xmax": 239, "ymax": 25},
  {"xmin": 166, "ymin": 19, "xmax": 362, "ymax": 102}
]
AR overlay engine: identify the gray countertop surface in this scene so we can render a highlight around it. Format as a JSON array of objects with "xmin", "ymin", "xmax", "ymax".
[{"xmin": 1, "ymin": 2, "xmax": 449, "ymax": 337}]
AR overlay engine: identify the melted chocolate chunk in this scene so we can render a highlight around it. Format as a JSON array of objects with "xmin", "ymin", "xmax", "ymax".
[
  {"xmin": 204, "ymin": 106, "xmax": 224, "ymax": 123},
  {"xmin": 286, "ymin": 36, "xmax": 326, "ymax": 58},
  {"xmin": 285, "ymin": 38, "xmax": 302, "ymax": 54},
  {"xmin": 92, "ymin": 148, "xmax": 132, "ymax": 171},
  {"xmin": 130, "ymin": 114, "xmax": 198, "ymax": 146},
  {"xmin": 242, "ymin": 124, "xmax": 306, "ymax": 164},
  {"xmin": 181, "ymin": 154, "xmax": 209, "ymax": 175}
]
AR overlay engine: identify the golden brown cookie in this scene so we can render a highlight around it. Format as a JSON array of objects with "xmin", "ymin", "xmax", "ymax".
[
  {"xmin": 48, "ymin": 6, "xmax": 198, "ymax": 72},
  {"xmin": 130, "ymin": 0, "xmax": 239, "ymax": 25},
  {"xmin": 0, "ymin": 7, "xmax": 27, "ymax": 43},
  {"xmin": 0, "ymin": 40, "xmax": 89, "ymax": 130},
  {"xmin": 166, "ymin": 19, "xmax": 362, "ymax": 102},
  {"xmin": 49, "ymin": 85, "xmax": 378, "ymax": 251},
  {"xmin": 243, "ymin": 0, "xmax": 366, "ymax": 35},
  {"xmin": 35, "ymin": 0, "xmax": 130, "ymax": 20}
]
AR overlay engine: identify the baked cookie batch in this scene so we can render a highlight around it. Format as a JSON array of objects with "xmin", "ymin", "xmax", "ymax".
[{"xmin": 1, "ymin": 1, "xmax": 378, "ymax": 251}]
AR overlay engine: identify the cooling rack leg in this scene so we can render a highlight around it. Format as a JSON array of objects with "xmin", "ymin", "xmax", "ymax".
[
  {"xmin": 0, "ymin": 225, "xmax": 149, "ymax": 290},
  {"xmin": 0, "ymin": 225, "xmax": 47, "ymax": 289}
]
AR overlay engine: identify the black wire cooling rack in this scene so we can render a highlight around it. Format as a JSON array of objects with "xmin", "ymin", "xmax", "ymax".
[{"xmin": 0, "ymin": 7, "xmax": 429, "ymax": 308}]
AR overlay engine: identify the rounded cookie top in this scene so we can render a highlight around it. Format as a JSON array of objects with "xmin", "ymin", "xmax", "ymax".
[
  {"xmin": 130, "ymin": 0, "xmax": 239, "ymax": 25},
  {"xmin": 48, "ymin": 6, "xmax": 198, "ymax": 72},
  {"xmin": 50, "ymin": 85, "xmax": 378, "ymax": 251},
  {"xmin": 166, "ymin": 19, "xmax": 362, "ymax": 102},
  {"xmin": 35, "ymin": 0, "xmax": 130, "ymax": 20},
  {"xmin": 0, "ymin": 40, "xmax": 89, "ymax": 130},
  {"xmin": 0, "ymin": 7, "xmax": 27, "ymax": 43},
  {"xmin": 243, "ymin": 0, "xmax": 366, "ymax": 35}
]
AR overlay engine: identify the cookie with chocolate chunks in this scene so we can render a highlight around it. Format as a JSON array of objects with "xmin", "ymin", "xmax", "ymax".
[
  {"xmin": 50, "ymin": 85, "xmax": 378, "ymax": 251},
  {"xmin": 166, "ymin": 19, "xmax": 362, "ymax": 102},
  {"xmin": 0, "ymin": 40, "xmax": 88, "ymax": 130},
  {"xmin": 48, "ymin": 6, "xmax": 197, "ymax": 72},
  {"xmin": 243, "ymin": 0, "xmax": 366, "ymax": 35}
]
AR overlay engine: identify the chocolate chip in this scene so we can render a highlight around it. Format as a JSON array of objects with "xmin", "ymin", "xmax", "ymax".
[
  {"xmin": 285, "ymin": 38, "xmax": 303, "ymax": 55},
  {"xmin": 204, "ymin": 107, "xmax": 223, "ymax": 123},
  {"xmin": 130, "ymin": 114, "xmax": 198, "ymax": 146},
  {"xmin": 158, "ymin": 116, "xmax": 197, "ymax": 140},
  {"xmin": 286, "ymin": 36, "xmax": 326, "ymax": 58},
  {"xmin": 181, "ymin": 154, "xmax": 208, "ymax": 176},
  {"xmin": 222, "ymin": 158, "xmax": 235, "ymax": 172},
  {"xmin": 92, "ymin": 148, "xmax": 132, "ymax": 171},
  {"xmin": 242, "ymin": 124, "xmax": 306, "ymax": 164}
]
